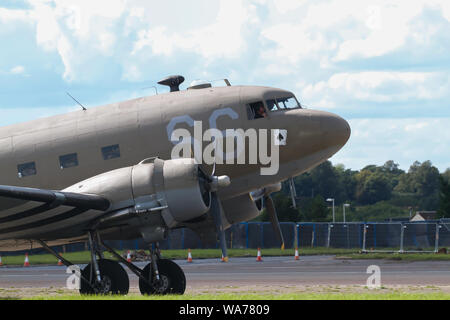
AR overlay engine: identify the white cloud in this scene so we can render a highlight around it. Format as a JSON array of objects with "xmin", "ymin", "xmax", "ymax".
[
  {"xmin": 301, "ymin": 71, "xmax": 450, "ymax": 107},
  {"xmin": 332, "ymin": 117, "xmax": 450, "ymax": 171},
  {"xmin": 0, "ymin": 66, "xmax": 27, "ymax": 76},
  {"xmin": 10, "ymin": 66, "xmax": 25, "ymax": 75},
  {"xmin": 273, "ymin": 0, "xmax": 306, "ymax": 14},
  {"xmin": 132, "ymin": 0, "xmax": 254, "ymax": 60},
  {"xmin": 0, "ymin": 7, "xmax": 30, "ymax": 24},
  {"xmin": 334, "ymin": 1, "xmax": 424, "ymax": 61},
  {"xmin": 27, "ymin": 0, "xmax": 127, "ymax": 81},
  {"xmin": 0, "ymin": 0, "xmax": 449, "ymax": 173},
  {"xmin": 259, "ymin": 0, "xmax": 450, "ymax": 77}
]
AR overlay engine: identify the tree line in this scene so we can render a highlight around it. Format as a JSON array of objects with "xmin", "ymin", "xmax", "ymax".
[{"xmin": 257, "ymin": 160, "xmax": 450, "ymax": 223}]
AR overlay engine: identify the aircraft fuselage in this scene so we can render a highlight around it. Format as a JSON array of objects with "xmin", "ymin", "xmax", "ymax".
[{"xmin": 0, "ymin": 85, "xmax": 350, "ymax": 248}]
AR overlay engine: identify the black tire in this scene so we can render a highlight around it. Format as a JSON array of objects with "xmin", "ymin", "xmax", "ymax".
[
  {"xmin": 79, "ymin": 259, "xmax": 129, "ymax": 295},
  {"xmin": 139, "ymin": 259, "xmax": 186, "ymax": 295}
]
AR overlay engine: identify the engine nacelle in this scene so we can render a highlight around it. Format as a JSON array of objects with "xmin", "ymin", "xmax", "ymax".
[
  {"xmin": 64, "ymin": 158, "xmax": 211, "ymax": 227},
  {"xmin": 221, "ymin": 193, "xmax": 262, "ymax": 225}
]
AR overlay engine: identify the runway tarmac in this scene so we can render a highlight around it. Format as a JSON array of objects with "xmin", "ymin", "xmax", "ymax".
[{"xmin": 1, "ymin": 255, "xmax": 450, "ymax": 296}]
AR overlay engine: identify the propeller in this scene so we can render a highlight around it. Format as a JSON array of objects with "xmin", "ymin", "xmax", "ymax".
[
  {"xmin": 250, "ymin": 183, "xmax": 285, "ymax": 250},
  {"xmin": 264, "ymin": 195, "xmax": 285, "ymax": 250},
  {"xmin": 199, "ymin": 139, "xmax": 231, "ymax": 262},
  {"xmin": 210, "ymin": 191, "xmax": 228, "ymax": 261},
  {"xmin": 205, "ymin": 174, "xmax": 231, "ymax": 262},
  {"xmin": 288, "ymin": 177, "xmax": 297, "ymax": 209}
]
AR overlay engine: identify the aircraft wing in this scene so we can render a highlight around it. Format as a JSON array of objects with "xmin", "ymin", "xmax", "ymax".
[{"xmin": 0, "ymin": 185, "xmax": 110, "ymax": 211}]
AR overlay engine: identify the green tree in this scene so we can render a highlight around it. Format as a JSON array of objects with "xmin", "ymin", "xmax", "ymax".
[
  {"xmin": 258, "ymin": 193, "xmax": 300, "ymax": 222},
  {"xmin": 352, "ymin": 202, "xmax": 408, "ymax": 222},
  {"xmin": 355, "ymin": 170, "xmax": 392, "ymax": 205},
  {"xmin": 442, "ymin": 169, "xmax": 450, "ymax": 183},
  {"xmin": 438, "ymin": 175, "xmax": 450, "ymax": 218},
  {"xmin": 299, "ymin": 195, "xmax": 330, "ymax": 222},
  {"xmin": 394, "ymin": 161, "xmax": 440, "ymax": 210},
  {"xmin": 291, "ymin": 161, "xmax": 354, "ymax": 205}
]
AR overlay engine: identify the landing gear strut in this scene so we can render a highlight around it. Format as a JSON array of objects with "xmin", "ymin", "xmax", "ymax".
[
  {"xmin": 79, "ymin": 231, "xmax": 129, "ymax": 295},
  {"xmin": 37, "ymin": 233, "xmax": 186, "ymax": 296}
]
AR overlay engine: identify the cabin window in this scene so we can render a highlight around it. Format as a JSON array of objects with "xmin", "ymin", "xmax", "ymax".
[
  {"xmin": 266, "ymin": 99, "xmax": 279, "ymax": 112},
  {"xmin": 18, "ymin": 162, "xmax": 37, "ymax": 178},
  {"xmin": 102, "ymin": 144, "xmax": 121, "ymax": 160},
  {"xmin": 247, "ymin": 101, "xmax": 267, "ymax": 120},
  {"xmin": 59, "ymin": 153, "xmax": 78, "ymax": 169}
]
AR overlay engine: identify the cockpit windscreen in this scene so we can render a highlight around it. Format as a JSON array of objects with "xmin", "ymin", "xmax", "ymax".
[{"xmin": 267, "ymin": 96, "xmax": 301, "ymax": 111}]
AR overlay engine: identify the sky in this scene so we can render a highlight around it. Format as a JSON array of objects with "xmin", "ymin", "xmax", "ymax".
[{"xmin": 0, "ymin": 0, "xmax": 449, "ymax": 172}]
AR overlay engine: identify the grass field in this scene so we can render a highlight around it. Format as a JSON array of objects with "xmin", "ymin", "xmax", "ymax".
[
  {"xmin": 26, "ymin": 292, "xmax": 450, "ymax": 300},
  {"xmin": 338, "ymin": 252, "xmax": 450, "ymax": 261},
  {"xmin": 1, "ymin": 247, "xmax": 449, "ymax": 266},
  {"xmin": 0, "ymin": 247, "xmax": 359, "ymax": 266}
]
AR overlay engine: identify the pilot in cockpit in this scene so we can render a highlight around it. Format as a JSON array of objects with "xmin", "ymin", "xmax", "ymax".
[{"xmin": 256, "ymin": 105, "xmax": 267, "ymax": 118}]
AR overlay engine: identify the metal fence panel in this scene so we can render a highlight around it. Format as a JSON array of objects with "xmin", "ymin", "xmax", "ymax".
[
  {"xmin": 329, "ymin": 223, "xmax": 363, "ymax": 248},
  {"xmin": 14, "ymin": 220, "xmax": 450, "ymax": 255},
  {"xmin": 362, "ymin": 223, "xmax": 402, "ymax": 252},
  {"xmin": 440, "ymin": 223, "xmax": 450, "ymax": 247}
]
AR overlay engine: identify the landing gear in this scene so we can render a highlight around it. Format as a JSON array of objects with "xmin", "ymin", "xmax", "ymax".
[
  {"xmin": 101, "ymin": 238, "xmax": 186, "ymax": 295},
  {"xmin": 139, "ymin": 259, "xmax": 186, "ymax": 295},
  {"xmin": 36, "ymin": 233, "xmax": 186, "ymax": 296},
  {"xmin": 78, "ymin": 231, "xmax": 130, "ymax": 295},
  {"xmin": 79, "ymin": 259, "xmax": 129, "ymax": 295}
]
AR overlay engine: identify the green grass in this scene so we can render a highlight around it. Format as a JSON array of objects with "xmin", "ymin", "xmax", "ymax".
[
  {"xmin": 0, "ymin": 251, "xmax": 117, "ymax": 266},
  {"xmin": 2, "ymin": 247, "xmax": 449, "ymax": 266},
  {"xmin": 26, "ymin": 292, "xmax": 450, "ymax": 300},
  {"xmin": 0, "ymin": 248, "xmax": 359, "ymax": 266},
  {"xmin": 339, "ymin": 252, "xmax": 450, "ymax": 261}
]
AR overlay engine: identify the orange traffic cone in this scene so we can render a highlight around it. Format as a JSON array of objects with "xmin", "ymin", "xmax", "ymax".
[
  {"xmin": 57, "ymin": 253, "xmax": 64, "ymax": 266},
  {"xmin": 0, "ymin": 255, "xmax": 3, "ymax": 266},
  {"xmin": 126, "ymin": 251, "xmax": 132, "ymax": 263},
  {"xmin": 256, "ymin": 248, "xmax": 262, "ymax": 262},
  {"xmin": 221, "ymin": 254, "xmax": 229, "ymax": 263},
  {"xmin": 24, "ymin": 253, "xmax": 30, "ymax": 267},
  {"xmin": 187, "ymin": 249, "xmax": 193, "ymax": 263},
  {"xmin": 294, "ymin": 247, "xmax": 300, "ymax": 260}
]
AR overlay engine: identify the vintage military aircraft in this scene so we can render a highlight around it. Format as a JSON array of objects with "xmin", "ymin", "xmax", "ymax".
[{"xmin": 0, "ymin": 75, "xmax": 350, "ymax": 295}]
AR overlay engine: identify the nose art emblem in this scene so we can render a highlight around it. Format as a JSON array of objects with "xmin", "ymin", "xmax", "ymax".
[{"xmin": 274, "ymin": 129, "xmax": 287, "ymax": 146}]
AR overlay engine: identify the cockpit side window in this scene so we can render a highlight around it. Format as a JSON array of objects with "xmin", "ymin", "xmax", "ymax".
[{"xmin": 247, "ymin": 101, "xmax": 267, "ymax": 120}]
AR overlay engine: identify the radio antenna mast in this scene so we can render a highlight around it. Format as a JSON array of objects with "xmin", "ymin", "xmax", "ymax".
[{"xmin": 66, "ymin": 92, "xmax": 87, "ymax": 111}]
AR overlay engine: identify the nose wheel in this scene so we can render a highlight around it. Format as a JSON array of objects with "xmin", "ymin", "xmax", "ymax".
[{"xmin": 139, "ymin": 259, "xmax": 186, "ymax": 295}]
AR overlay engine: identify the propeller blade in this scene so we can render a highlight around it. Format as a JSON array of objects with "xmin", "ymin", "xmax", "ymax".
[
  {"xmin": 211, "ymin": 137, "xmax": 218, "ymax": 177},
  {"xmin": 264, "ymin": 195, "xmax": 285, "ymax": 250},
  {"xmin": 288, "ymin": 178, "xmax": 297, "ymax": 209},
  {"xmin": 198, "ymin": 138, "xmax": 218, "ymax": 178},
  {"xmin": 210, "ymin": 192, "xmax": 228, "ymax": 262}
]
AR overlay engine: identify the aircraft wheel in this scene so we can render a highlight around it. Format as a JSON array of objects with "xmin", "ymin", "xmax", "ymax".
[
  {"xmin": 80, "ymin": 259, "xmax": 129, "ymax": 295},
  {"xmin": 139, "ymin": 259, "xmax": 186, "ymax": 295}
]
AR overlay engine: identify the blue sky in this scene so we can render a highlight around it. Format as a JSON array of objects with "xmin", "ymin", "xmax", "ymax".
[{"xmin": 0, "ymin": 0, "xmax": 449, "ymax": 172}]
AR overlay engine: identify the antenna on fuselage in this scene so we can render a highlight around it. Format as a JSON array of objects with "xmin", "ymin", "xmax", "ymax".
[
  {"xmin": 66, "ymin": 92, "xmax": 87, "ymax": 111},
  {"xmin": 141, "ymin": 86, "xmax": 158, "ymax": 95}
]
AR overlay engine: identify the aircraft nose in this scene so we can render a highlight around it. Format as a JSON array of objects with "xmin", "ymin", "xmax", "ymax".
[{"xmin": 320, "ymin": 112, "xmax": 351, "ymax": 148}]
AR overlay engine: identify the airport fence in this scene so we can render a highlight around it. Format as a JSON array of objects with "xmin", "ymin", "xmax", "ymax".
[
  {"xmin": 104, "ymin": 220, "xmax": 450, "ymax": 253},
  {"xmin": 6, "ymin": 221, "xmax": 450, "ymax": 255}
]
